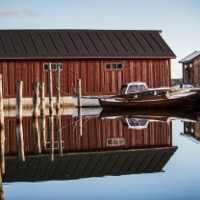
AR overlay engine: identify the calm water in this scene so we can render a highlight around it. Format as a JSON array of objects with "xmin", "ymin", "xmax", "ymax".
[{"xmin": 2, "ymin": 108, "xmax": 200, "ymax": 200}]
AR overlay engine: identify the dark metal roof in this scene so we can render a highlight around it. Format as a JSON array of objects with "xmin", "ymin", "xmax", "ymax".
[
  {"xmin": 179, "ymin": 51, "xmax": 200, "ymax": 64},
  {"xmin": 3, "ymin": 147, "xmax": 177, "ymax": 182},
  {"xmin": 0, "ymin": 29, "xmax": 176, "ymax": 59}
]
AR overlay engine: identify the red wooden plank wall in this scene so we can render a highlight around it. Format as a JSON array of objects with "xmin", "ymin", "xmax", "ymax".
[{"xmin": 0, "ymin": 58, "xmax": 171, "ymax": 98}]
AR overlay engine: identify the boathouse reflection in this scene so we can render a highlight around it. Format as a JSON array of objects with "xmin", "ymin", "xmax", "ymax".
[
  {"xmin": 1, "ymin": 111, "xmax": 178, "ymax": 184},
  {"xmin": 4, "ymin": 113, "xmax": 174, "ymax": 154}
]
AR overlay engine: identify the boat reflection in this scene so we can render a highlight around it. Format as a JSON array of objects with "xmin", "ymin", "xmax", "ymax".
[
  {"xmin": 121, "ymin": 117, "xmax": 149, "ymax": 129},
  {"xmin": 100, "ymin": 108, "xmax": 199, "ymax": 122},
  {"xmin": 2, "ymin": 108, "xmax": 194, "ymax": 184}
]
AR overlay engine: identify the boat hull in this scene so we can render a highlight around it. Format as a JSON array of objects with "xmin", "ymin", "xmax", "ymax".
[{"xmin": 99, "ymin": 92, "xmax": 198, "ymax": 109}]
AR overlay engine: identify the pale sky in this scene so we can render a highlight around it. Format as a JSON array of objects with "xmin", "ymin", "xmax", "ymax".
[{"xmin": 1, "ymin": 0, "xmax": 200, "ymax": 78}]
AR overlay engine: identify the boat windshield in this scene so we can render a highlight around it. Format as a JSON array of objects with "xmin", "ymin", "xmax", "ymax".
[
  {"xmin": 118, "ymin": 83, "xmax": 148, "ymax": 95},
  {"xmin": 127, "ymin": 85, "xmax": 137, "ymax": 93},
  {"xmin": 118, "ymin": 85, "xmax": 128, "ymax": 95},
  {"xmin": 127, "ymin": 84, "xmax": 147, "ymax": 94}
]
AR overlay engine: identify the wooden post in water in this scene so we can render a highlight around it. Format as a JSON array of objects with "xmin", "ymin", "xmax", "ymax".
[
  {"xmin": 32, "ymin": 82, "xmax": 41, "ymax": 154},
  {"xmin": 56, "ymin": 114, "xmax": 63, "ymax": 156},
  {"xmin": 0, "ymin": 74, "xmax": 5, "ymax": 174},
  {"xmin": 32, "ymin": 82, "xmax": 40, "ymax": 117},
  {"xmin": 56, "ymin": 64, "xmax": 61, "ymax": 113},
  {"xmin": 78, "ymin": 106, "xmax": 83, "ymax": 136},
  {"xmin": 0, "ymin": 74, "xmax": 3, "ymax": 116},
  {"xmin": 56, "ymin": 64, "xmax": 63, "ymax": 155},
  {"xmin": 40, "ymin": 82, "xmax": 46, "ymax": 147},
  {"xmin": 15, "ymin": 81, "xmax": 25, "ymax": 161},
  {"xmin": 77, "ymin": 79, "xmax": 82, "ymax": 136},
  {"xmin": 40, "ymin": 81, "xmax": 45, "ymax": 116},
  {"xmin": 77, "ymin": 79, "xmax": 82, "ymax": 108},
  {"xmin": 48, "ymin": 63, "xmax": 54, "ymax": 161},
  {"xmin": 0, "ymin": 171, "xmax": 4, "ymax": 200}
]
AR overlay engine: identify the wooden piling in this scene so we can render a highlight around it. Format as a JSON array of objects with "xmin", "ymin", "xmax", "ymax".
[
  {"xmin": 40, "ymin": 82, "xmax": 45, "ymax": 116},
  {"xmin": 55, "ymin": 64, "xmax": 63, "ymax": 155},
  {"xmin": 56, "ymin": 113, "xmax": 63, "ymax": 156},
  {"xmin": 48, "ymin": 63, "xmax": 53, "ymax": 115},
  {"xmin": 32, "ymin": 82, "xmax": 41, "ymax": 153},
  {"xmin": 78, "ymin": 107, "xmax": 83, "ymax": 136},
  {"xmin": 40, "ymin": 110, "xmax": 46, "ymax": 148},
  {"xmin": 0, "ymin": 74, "xmax": 5, "ymax": 174},
  {"xmin": 15, "ymin": 81, "xmax": 25, "ymax": 161},
  {"xmin": 0, "ymin": 74, "xmax": 3, "ymax": 115},
  {"xmin": 0, "ymin": 171, "xmax": 4, "ymax": 200},
  {"xmin": 77, "ymin": 79, "xmax": 83, "ymax": 136},
  {"xmin": 32, "ymin": 116, "xmax": 41, "ymax": 154},
  {"xmin": 48, "ymin": 63, "xmax": 54, "ymax": 161},
  {"xmin": 40, "ymin": 82, "xmax": 46, "ymax": 148},
  {"xmin": 32, "ymin": 82, "xmax": 40, "ymax": 118},
  {"xmin": 56, "ymin": 64, "xmax": 61, "ymax": 113},
  {"xmin": 77, "ymin": 79, "xmax": 82, "ymax": 108}
]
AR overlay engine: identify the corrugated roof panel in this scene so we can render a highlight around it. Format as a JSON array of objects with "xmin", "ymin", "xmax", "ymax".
[
  {"xmin": 21, "ymin": 31, "xmax": 38, "ymax": 54},
  {"xmin": 1, "ymin": 32, "xmax": 17, "ymax": 54},
  {"xmin": 0, "ymin": 34, "xmax": 7, "ymax": 54},
  {"xmin": 115, "ymin": 32, "xmax": 136, "ymax": 53},
  {"xmin": 31, "ymin": 32, "xmax": 49, "ymax": 54},
  {"xmin": 49, "ymin": 32, "xmax": 69, "ymax": 54},
  {"xmin": 11, "ymin": 32, "xmax": 28, "ymax": 54},
  {"xmin": 87, "ymin": 32, "xmax": 108, "ymax": 54},
  {"xmin": 124, "ymin": 32, "xmax": 145, "ymax": 53},
  {"xmin": 134, "ymin": 32, "xmax": 154, "ymax": 52},
  {"xmin": 106, "ymin": 31, "xmax": 127, "ymax": 53},
  {"xmin": 69, "ymin": 32, "xmax": 89, "ymax": 54},
  {"xmin": 150, "ymin": 32, "xmax": 171, "ymax": 53},
  {"xmin": 59, "ymin": 32, "xmax": 79, "ymax": 54},
  {"xmin": 78, "ymin": 32, "xmax": 99, "ymax": 54},
  {"xmin": 142, "ymin": 32, "xmax": 162, "ymax": 53},
  {"xmin": 97, "ymin": 32, "xmax": 117, "ymax": 53},
  {"xmin": 40, "ymin": 32, "xmax": 59, "ymax": 54},
  {"xmin": 135, "ymin": 152, "xmax": 156, "ymax": 173}
]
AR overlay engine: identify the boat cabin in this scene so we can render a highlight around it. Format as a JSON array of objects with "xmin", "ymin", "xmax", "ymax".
[
  {"xmin": 118, "ymin": 82, "xmax": 148, "ymax": 95},
  {"xmin": 117, "ymin": 82, "xmax": 174, "ymax": 97}
]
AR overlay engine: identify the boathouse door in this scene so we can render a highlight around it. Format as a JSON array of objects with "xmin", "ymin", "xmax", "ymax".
[{"xmin": 104, "ymin": 63, "xmax": 124, "ymax": 94}]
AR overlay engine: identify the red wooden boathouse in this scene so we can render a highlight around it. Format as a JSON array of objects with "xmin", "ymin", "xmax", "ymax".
[{"xmin": 0, "ymin": 29, "xmax": 176, "ymax": 101}]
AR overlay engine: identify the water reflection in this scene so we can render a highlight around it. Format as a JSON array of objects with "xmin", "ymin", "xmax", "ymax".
[
  {"xmin": 1, "ymin": 108, "xmax": 200, "ymax": 195},
  {"xmin": 181, "ymin": 118, "xmax": 200, "ymax": 143}
]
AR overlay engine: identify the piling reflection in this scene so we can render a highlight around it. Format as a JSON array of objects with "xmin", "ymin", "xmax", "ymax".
[{"xmin": 1, "ymin": 108, "xmax": 199, "ymax": 186}]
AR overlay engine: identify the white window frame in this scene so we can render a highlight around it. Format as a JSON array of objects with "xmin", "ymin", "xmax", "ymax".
[
  {"xmin": 105, "ymin": 63, "xmax": 123, "ymax": 70},
  {"xmin": 43, "ymin": 63, "xmax": 63, "ymax": 71}
]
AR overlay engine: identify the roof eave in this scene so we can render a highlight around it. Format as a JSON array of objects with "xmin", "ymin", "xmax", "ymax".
[{"xmin": 0, "ymin": 55, "xmax": 176, "ymax": 60}]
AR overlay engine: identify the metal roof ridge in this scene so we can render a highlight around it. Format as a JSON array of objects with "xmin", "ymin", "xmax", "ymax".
[{"xmin": 0, "ymin": 29, "xmax": 163, "ymax": 32}]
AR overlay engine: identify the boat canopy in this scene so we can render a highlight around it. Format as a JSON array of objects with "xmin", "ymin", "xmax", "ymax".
[{"xmin": 118, "ymin": 82, "xmax": 148, "ymax": 95}]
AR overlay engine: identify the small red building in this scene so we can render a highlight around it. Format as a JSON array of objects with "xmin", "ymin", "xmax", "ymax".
[
  {"xmin": 0, "ymin": 29, "xmax": 176, "ymax": 99},
  {"xmin": 179, "ymin": 51, "xmax": 200, "ymax": 85}
]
